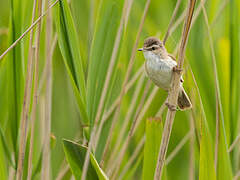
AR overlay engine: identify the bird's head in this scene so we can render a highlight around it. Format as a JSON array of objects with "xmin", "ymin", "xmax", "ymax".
[{"xmin": 138, "ymin": 37, "xmax": 168, "ymax": 59}]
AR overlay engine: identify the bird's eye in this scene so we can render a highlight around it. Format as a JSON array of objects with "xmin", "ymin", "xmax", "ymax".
[{"xmin": 152, "ymin": 47, "xmax": 155, "ymax": 50}]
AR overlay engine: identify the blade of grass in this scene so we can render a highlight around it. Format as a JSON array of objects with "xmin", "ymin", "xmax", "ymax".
[
  {"xmin": 27, "ymin": 0, "xmax": 43, "ymax": 178},
  {"xmin": 56, "ymin": 164, "xmax": 69, "ymax": 180},
  {"xmin": 200, "ymin": 0, "xmax": 227, "ymax": 149},
  {"xmin": 93, "ymin": 0, "xmax": 132, "ymax": 141},
  {"xmin": 211, "ymin": 0, "xmax": 230, "ymax": 27},
  {"xmin": 122, "ymin": 152, "xmax": 143, "ymax": 180},
  {"xmin": 118, "ymin": 135, "xmax": 145, "ymax": 180},
  {"xmin": 55, "ymin": 0, "xmax": 88, "ymax": 126},
  {"xmin": 98, "ymin": 67, "xmax": 144, "ymax": 132},
  {"xmin": 57, "ymin": 0, "xmax": 86, "ymax": 99},
  {"xmin": 105, "ymin": 74, "xmax": 145, "ymax": 168},
  {"xmin": 228, "ymin": 134, "xmax": 240, "ymax": 153},
  {"xmin": 93, "ymin": 0, "xmax": 134, "ymax": 150},
  {"xmin": 156, "ymin": 99, "xmax": 167, "ymax": 117},
  {"xmin": 0, "ymin": 0, "xmax": 59, "ymax": 61},
  {"xmin": 16, "ymin": 0, "xmax": 38, "ymax": 177},
  {"xmin": 93, "ymin": 69, "xmax": 145, "ymax": 156},
  {"xmin": 0, "ymin": 140, "xmax": 7, "ymax": 179},
  {"xmin": 110, "ymin": 81, "xmax": 151, "ymax": 178},
  {"xmin": 199, "ymin": 125, "xmax": 216, "ymax": 180},
  {"xmin": 200, "ymin": 1, "xmax": 232, "ymax": 179},
  {"xmin": 0, "ymin": 126, "xmax": 15, "ymax": 168},
  {"xmin": 132, "ymin": 86, "xmax": 159, "ymax": 135},
  {"xmin": 38, "ymin": 34, "xmax": 57, "ymax": 94},
  {"xmin": 229, "ymin": 0, "xmax": 240, "ymax": 173},
  {"xmin": 142, "ymin": 118, "xmax": 163, "ymax": 180},
  {"xmin": 31, "ymin": 150, "xmax": 43, "ymax": 179},
  {"xmin": 41, "ymin": 0, "xmax": 53, "ymax": 178},
  {"xmin": 86, "ymin": 0, "xmax": 124, "ymax": 125},
  {"xmin": 107, "ymin": 85, "xmax": 159, "ymax": 175},
  {"xmin": 169, "ymin": 0, "xmax": 206, "ymax": 42},
  {"xmin": 6, "ymin": 0, "xmax": 25, "ymax": 167},
  {"xmin": 215, "ymin": 94, "xmax": 220, "ymax": 169},
  {"xmin": 165, "ymin": 131, "xmax": 192, "ymax": 165},
  {"xmin": 163, "ymin": 0, "xmax": 182, "ymax": 45},
  {"xmin": 82, "ymin": 0, "xmax": 129, "ymax": 177},
  {"xmin": 100, "ymin": 0, "xmax": 151, "ymax": 167},
  {"xmin": 63, "ymin": 139, "xmax": 109, "ymax": 180},
  {"xmin": 154, "ymin": 0, "xmax": 196, "ymax": 179},
  {"xmin": 189, "ymin": 111, "xmax": 195, "ymax": 180}
]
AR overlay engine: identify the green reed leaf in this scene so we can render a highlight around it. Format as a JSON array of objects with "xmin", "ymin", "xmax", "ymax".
[
  {"xmin": 55, "ymin": 0, "xmax": 88, "ymax": 124},
  {"xmin": 142, "ymin": 118, "xmax": 163, "ymax": 180},
  {"xmin": 63, "ymin": 139, "xmax": 108, "ymax": 180}
]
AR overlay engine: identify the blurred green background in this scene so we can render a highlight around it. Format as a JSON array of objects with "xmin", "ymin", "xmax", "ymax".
[{"xmin": 0, "ymin": 0, "xmax": 239, "ymax": 179}]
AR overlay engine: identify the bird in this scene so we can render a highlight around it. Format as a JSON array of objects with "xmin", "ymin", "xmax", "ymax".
[{"xmin": 138, "ymin": 37, "xmax": 192, "ymax": 110}]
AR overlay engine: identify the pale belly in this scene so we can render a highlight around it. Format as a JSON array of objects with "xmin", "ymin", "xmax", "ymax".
[{"xmin": 144, "ymin": 56, "xmax": 177, "ymax": 90}]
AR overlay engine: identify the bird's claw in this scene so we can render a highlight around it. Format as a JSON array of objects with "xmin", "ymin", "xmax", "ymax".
[
  {"xmin": 173, "ymin": 66, "xmax": 183, "ymax": 74},
  {"xmin": 165, "ymin": 102, "xmax": 177, "ymax": 111}
]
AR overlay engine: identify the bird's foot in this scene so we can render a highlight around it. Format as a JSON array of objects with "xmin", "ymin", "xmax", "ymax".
[
  {"xmin": 165, "ymin": 102, "xmax": 177, "ymax": 111},
  {"xmin": 173, "ymin": 66, "xmax": 183, "ymax": 74}
]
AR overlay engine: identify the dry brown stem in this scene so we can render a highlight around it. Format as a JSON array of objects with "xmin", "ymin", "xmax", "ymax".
[
  {"xmin": 16, "ymin": 0, "xmax": 38, "ymax": 178},
  {"xmin": 154, "ymin": 0, "xmax": 196, "ymax": 179},
  {"xmin": 0, "ymin": 0, "xmax": 59, "ymax": 61},
  {"xmin": 41, "ymin": 0, "xmax": 53, "ymax": 178},
  {"xmin": 27, "ymin": 0, "xmax": 43, "ymax": 179}
]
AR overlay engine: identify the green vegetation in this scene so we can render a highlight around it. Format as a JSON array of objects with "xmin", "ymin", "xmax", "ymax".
[{"xmin": 0, "ymin": 0, "xmax": 239, "ymax": 179}]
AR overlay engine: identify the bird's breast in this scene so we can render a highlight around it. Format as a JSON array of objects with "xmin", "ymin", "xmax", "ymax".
[{"xmin": 144, "ymin": 54, "xmax": 177, "ymax": 90}]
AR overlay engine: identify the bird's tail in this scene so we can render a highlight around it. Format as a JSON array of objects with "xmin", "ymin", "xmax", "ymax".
[{"xmin": 178, "ymin": 87, "xmax": 192, "ymax": 110}]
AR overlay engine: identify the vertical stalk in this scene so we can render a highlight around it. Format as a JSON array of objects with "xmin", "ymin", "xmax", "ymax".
[
  {"xmin": 100, "ymin": 0, "xmax": 151, "ymax": 167},
  {"xmin": 16, "ymin": 0, "xmax": 37, "ymax": 178},
  {"xmin": 81, "ymin": 0, "xmax": 134, "ymax": 179},
  {"xmin": 154, "ymin": 0, "xmax": 196, "ymax": 179},
  {"xmin": 189, "ymin": 111, "xmax": 195, "ymax": 180},
  {"xmin": 41, "ymin": 0, "xmax": 53, "ymax": 178},
  {"xmin": 105, "ymin": 74, "xmax": 145, "ymax": 169},
  {"xmin": 163, "ymin": 0, "xmax": 182, "ymax": 45},
  {"xmin": 27, "ymin": 0, "xmax": 43, "ymax": 178},
  {"xmin": 110, "ymin": 81, "xmax": 151, "ymax": 178},
  {"xmin": 215, "ymin": 95, "xmax": 220, "ymax": 170}
]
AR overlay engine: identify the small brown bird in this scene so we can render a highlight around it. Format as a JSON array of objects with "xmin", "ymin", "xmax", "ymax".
[{"xmin": 138, "ymin": 37, "xmax": 192, "ymax": 110}]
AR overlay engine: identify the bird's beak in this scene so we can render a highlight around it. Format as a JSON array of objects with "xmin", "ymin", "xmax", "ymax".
[{"xmin": 138, "ymin": 48, "xmax": 143, "ymax": 51}]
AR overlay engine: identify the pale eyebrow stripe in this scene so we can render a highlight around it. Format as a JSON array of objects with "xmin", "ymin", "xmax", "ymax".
[{"xmin": 145, "ymin": 44, "xmax": 159, "ymax": 50}]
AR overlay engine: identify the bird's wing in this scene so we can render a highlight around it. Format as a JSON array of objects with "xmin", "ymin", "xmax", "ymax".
[
  {"xmin": 168, "ymin": 53, "xmax": 184, "ymax": 83},
  {"xmin": 168, "ymin": 53, "xmax": 177, "ymax": 61}
]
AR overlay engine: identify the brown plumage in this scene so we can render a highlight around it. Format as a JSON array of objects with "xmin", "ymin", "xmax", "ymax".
[
  {"xmin": 139, "ymin": 37, "xmax": 192, "ymax": 110},
  {"xmin": 144, "ymin": 37, "xmax": 162, "ymax": 48}
]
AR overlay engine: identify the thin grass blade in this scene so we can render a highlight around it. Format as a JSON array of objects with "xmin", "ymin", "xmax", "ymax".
[
  {"xmin": 86, "ymin": 0, "xmax": 124, "ymax": 125},
  {"xmin": 55, "ymin": 0, "xmax": 88, "ymax": 124},
  {"xmin": 142, "ymin": 118, "xmax": 164, "ymax": 180},
  {"xmin": 63, "ymin": 139, "xmax": 108, "ymax": 180},
  {"xmin": 199, "ymin": 126, "xmax": 216, "ymax": 180}
]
